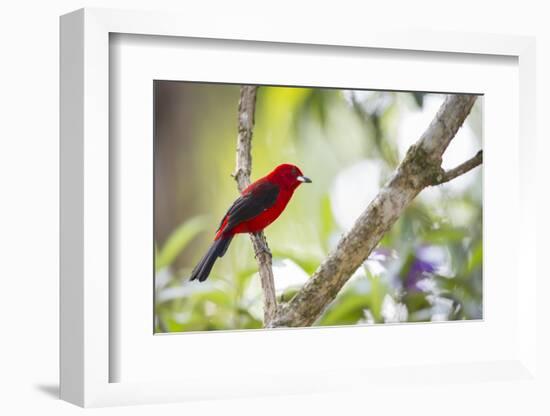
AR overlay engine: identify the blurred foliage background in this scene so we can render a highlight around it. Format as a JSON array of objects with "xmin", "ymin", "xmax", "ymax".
[{"xmin": 154, "ymin": 82, "xmax": 482, "ymax": 333}]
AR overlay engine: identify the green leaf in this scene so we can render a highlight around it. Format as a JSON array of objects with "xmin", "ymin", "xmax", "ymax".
[
  {"xmin": 319, "ymin": 294, "xmax": 369, "ymax": 326},
  {"xmin": 466, "ymin": 240, "xmax": 483, "ymax": 274},
  {"xmin": 411, "ymin": 92, "xmax": 426, "ymax": 108},
  {"xmin": 319, "ymin": 193, "xmax": 335, "ymax": 249},
  {"xmin": 156, "ymin": 216, "xmax": 210, "ymax": 271},
  {"xmin": 402, "ymin": 292, "xmax": 431, "ymax": 312},
  {"xmin": 424, "ymin": 226, "xmax": 467, "ymax": 244},
  {"xmin": 367, "ymin": 272, "xmax": 388, "ymax": 322},
  {"xmin": 270, "ymin": 249, "xmax": 320, "ymax": 275},
  {"xmin": 191, "ymin": 289, "xmax": 233, "ymax": 309},
  {"xmin": 292, "ymin": 89, "xmax": 337, "ymax": 135}
]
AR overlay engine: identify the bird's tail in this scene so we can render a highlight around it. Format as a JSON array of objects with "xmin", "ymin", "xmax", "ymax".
[{"xmin": 189, "ymin": 236, "xmax": 233, "ymax": 282}]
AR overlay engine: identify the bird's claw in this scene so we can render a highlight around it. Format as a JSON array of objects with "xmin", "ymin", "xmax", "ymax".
[
  {"xmin": 253, "ymin": 234, "xmax": 272, "ymax": 259},
  {"xmin": 255, "ymin": 246, "xmax": 272, "ymax": 259},
  {"xmin": 255, "ymin": 244, "xmax": 272, "ymax": 258}
]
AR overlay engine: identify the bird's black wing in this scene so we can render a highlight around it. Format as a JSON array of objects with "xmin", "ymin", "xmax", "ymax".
[{"xmin": 216, "ymin": 181, "xmax": 280, "ymax": 235}]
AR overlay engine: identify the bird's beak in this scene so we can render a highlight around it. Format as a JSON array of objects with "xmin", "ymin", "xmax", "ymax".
[{"xmin": 297, "ymin": 175, "xmax": 312, "ymax": 183}]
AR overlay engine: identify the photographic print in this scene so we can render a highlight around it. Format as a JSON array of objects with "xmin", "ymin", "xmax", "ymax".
[{"xmin": 154, "ymin": 82, "xmax": 482, "ymax": 333}]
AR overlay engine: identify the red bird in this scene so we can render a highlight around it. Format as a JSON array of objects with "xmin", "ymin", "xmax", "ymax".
[{"xmin": 190, "ymin": 163, "xmax": 312, "ymax": 282}]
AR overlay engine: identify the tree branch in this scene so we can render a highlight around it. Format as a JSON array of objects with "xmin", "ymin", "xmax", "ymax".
[
  {"xmin": 271, "ymin": 94, "xmax": 478, "ymax": 328},
  {"xmin": 417, "ymin": 94, "xmax": 478, "ymax": 159},
  {"xmin": 233, "ymin": 86, "xmax": 278, "ymax": 325},
  {"xmin": 234, "ymin": 86, "xmax": 256, "ymax": 192},
  {"xmin": 431, "ymin": 150, "xmax": 483, "ymax": 185}
]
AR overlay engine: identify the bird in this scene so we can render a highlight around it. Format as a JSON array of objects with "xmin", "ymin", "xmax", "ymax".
[{"xmin": 189, "ymin": 163, "xmax": 312, "ymax": 282}]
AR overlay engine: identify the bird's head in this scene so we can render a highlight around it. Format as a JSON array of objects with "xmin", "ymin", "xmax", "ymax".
[{"xmin": 268, "ymin": 163, "xmax": 312, "ymax": 191}]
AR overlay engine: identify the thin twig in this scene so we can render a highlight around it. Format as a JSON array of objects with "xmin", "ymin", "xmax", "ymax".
[
  {"xmin": 233, "ymin": 86, "xmax": 278, "ymax": 326},
  {"xmin": 432, "ymin": 150, "xmax": 483, "ymax": 185}
]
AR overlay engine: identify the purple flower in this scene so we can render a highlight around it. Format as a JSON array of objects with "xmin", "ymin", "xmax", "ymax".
[{"xmin": 403, "ymin": 246, "xmax": 445, "ymax": 292}]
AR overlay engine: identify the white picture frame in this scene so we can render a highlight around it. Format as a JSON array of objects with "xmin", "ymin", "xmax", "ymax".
[{"xmin": 60, "ymin": 7, "xmax": 539, "ymax": 408}]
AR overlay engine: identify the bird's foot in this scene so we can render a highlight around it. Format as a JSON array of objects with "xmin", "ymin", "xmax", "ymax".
[
  {"xmin": 255, "ymin": 247, "xmax": 272, "ymax": 259},
  {"xmin": 253, "ymin": 233, "xmax": 272, "ymax": 259}
]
